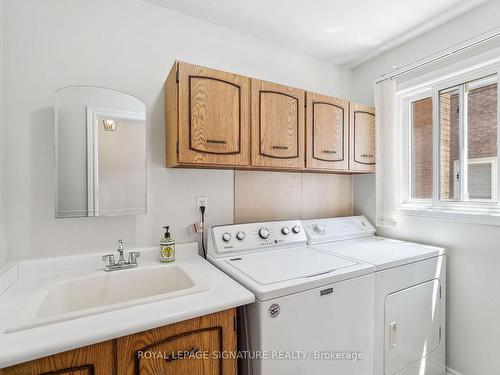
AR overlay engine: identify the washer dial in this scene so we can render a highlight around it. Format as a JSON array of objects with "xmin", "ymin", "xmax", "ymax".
[{"xmin": 259, "ymin": 228, "xmax": 270, "ymax": 239}]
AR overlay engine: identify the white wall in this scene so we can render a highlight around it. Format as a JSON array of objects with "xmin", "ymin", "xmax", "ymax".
[
  {"xmin": 0, "ymin": 0, "xmax": 7, "ymax": 266},
  {"xmin": 351, "ymin": 1, "xmax": 500, "ymax": 374},
  {"xmin": 2, "ymin": 0, "xmax": 352, "ymax": 261}
]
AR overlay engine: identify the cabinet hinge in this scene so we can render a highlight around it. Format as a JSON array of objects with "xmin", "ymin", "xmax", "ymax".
[
  {"xmin": 439, "ymin": 326, "xmax": 442, "ymax": 341},
  {"xmin": 439, "ymin": 286, "xmax": 442, "ymax": 299},
  {"xmin": 176, "ymin": 141, "xmax": 179, "ymax": 154},
  {"xmin": 175, "ymin": 69, "xmax": 179, "ymax": 83}
]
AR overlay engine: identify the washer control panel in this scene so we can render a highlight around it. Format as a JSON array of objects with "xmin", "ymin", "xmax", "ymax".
[{"xmin": 209, "ymin": 220, "xmax": 306, "ymax": 257}]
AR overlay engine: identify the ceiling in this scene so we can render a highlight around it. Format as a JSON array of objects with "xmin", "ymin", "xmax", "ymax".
[{"xmin": 144, "ymin": 0, "xmax": 488, "ymax": 67}]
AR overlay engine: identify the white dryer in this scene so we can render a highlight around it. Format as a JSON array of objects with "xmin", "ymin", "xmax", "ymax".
[
  {"xmin": 304, "ymin": 216, "xmax": 446, "ymax": 375},
  {"xmin": 207, "ymin": 220, "xmax": 375, "ymax": 375}
]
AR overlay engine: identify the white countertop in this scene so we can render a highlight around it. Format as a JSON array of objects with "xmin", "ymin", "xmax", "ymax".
[{"xmin": 0, "ymin": 243, "xmax": 255, "ymax": 368}]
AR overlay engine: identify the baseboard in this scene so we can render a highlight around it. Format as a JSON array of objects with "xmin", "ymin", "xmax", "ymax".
[{"xmin": 446, "ymin": 367, "xmax": 463, "ymax": 375}]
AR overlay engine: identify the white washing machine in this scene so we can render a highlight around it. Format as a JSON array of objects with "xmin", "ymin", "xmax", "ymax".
[
  {"xmin": 207, "ymin": 220, "xmax": 375, "ymax": 375},
  {"xmin": 303, "ymin": 216, "xmax": 446, "ymax": 375}
]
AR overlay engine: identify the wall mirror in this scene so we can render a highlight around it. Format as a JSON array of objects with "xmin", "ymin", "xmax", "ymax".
[{"xmin": 55, "ymin": 86, "xmax": 147, "ymax": 218}]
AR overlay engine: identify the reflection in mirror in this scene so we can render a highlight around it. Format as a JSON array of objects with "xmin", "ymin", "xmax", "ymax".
[{"xmin": 55, "ymin": 86, "xmax": 147, "ymax": 218}]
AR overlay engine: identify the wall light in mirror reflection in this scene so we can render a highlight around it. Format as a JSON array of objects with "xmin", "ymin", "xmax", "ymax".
[
  {"xmin": 54, "ymin": 85, "xmax": 147, "ymax": 218},
  {"xmin": 103, "ymin": 119, "xmax": 118, "ymax": 132}
]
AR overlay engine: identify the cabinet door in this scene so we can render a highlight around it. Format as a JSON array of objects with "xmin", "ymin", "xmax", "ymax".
[
  {"xmin": 306, "ymin": 92, "xmax": 348, "ymax": 171},
  {"xmin": 116, "ymin": 308, "xmax": 237, "ymax": 375},
  {"xmin": 177, "ymin": 62, "xmax": 250, "ymax": 167},
  {"xmin": 251, "ymin": 79, "xmax": 305, "ymax": 169},
  {"xmin": 0, "ymin": 341, "xmax": 114, "ymax": 375},
  {"xmin": 350, "ymin": 103, "xmax": 375, "ymax": 173}
]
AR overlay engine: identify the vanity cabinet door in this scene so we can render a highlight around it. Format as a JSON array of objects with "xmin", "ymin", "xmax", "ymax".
[
  {"xmin": 306, "ymin": 92, "xmax": 349, "ymax": 171},
  {"xmin": 166, "ymin": 61, "xmax": 250, "ymax": 168},
  {"xmin": 0, "ymin": 341, "xmax": 114, "ymax": 375},
  {"xmin": 116, "ymin": 308, "xmax": 237, "ymax": 375},
  {"xmin": 251, "ymin": 79, "xmax": 305, "ymax": 169},
  {"xmin": 349, "ymin": 103, "xmax": 376, "ymax": 173}
]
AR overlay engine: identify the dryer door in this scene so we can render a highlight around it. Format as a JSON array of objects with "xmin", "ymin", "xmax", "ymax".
[{"xmin": 384, "ymin": 279, "xmax": 442, "ymax": 375}]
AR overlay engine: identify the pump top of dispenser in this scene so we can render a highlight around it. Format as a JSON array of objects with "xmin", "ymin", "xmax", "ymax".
[{"xmin": 163, "ymin": 226, "xmax": 170, "ymax": 237}]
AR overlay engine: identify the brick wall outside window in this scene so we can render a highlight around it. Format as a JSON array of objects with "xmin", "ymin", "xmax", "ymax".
[
  {"xmin": 412, "ymin": 83, "xmax": 497, "ymax": 199},
  {"xmin": 411, "ymin": 98, "xmax": 433, "ymax": 199}
]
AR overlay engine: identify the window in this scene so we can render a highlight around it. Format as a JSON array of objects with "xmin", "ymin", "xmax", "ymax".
[
  {"xmin": 400, "ymin": 66, "xmax": 500, "ymax": 217},
  {"xmin": 438, "ymin": 76, "xmax": 498, "ymax": 202}
]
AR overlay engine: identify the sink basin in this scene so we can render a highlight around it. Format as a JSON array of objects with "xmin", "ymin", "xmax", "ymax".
[{"xmin": 6, "ymin": 265, "xmax": 208, "ymax": 333}]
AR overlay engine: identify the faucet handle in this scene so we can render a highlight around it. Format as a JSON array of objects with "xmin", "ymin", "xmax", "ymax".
[
  {"xmin": 128, "ymin": 251, "xmax": 141, "ymax": 264},
  {"xmin": 102, "ymin": 254, "xmax": 115, "ymax": 267}
]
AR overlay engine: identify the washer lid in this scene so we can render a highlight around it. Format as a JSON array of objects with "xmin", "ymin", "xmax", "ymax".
[
  {"xmin": 311, "ymin": 237, "xmax": 445, "ymax": 271},
  {"xmin": 224, "ymin": 246, "xmax": 357, "ymax": 285}
]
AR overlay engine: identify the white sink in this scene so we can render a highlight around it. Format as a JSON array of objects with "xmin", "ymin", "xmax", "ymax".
[{"xmin": 6, "ymin": 265, "xmax": 208, "ymax": 333}]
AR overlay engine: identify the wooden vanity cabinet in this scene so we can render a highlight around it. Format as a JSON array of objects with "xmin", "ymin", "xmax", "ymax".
[
  {"xmin": 306, "ymin": 92, "xmax": 349, "ymax": 171},
  {"xmin": 0, "ymin": 341, "xmax": 115, "ymax": 375},
  {"xmin": 166, "ymin": 61, "xmax": 250, "ymax": 168},
  {"xmin": 0, "ymin": 309, "xmax": 237, "ymax": 375},
  {"xmin": 349, "ymin": 103, "xmax": 376, "ymax": 173},
  {"xmin": 116, "ymin": 308, "xmax": 237, "ymax": 375},
  {"xmin": 251, "ymin": 79, "xmax": 305, "ymax": 169}
]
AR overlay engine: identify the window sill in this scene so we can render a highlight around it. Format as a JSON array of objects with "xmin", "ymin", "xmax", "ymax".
[{"xmin": 398, "ymin": 203, "xmax": 500, "ymax": 226}]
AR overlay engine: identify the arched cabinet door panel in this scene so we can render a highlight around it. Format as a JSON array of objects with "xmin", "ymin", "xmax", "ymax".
[
  {"xmin": 251, "ymin": 79, "xmax": 305, "ymax": 169},
  {"xmin": 350, "ymin": 103, "xmax": 375, "ymax": 173},
  {"xmin": 166, "ymin": 61, "xmax": 250, "ymax": 167},
  {"xmin": 116, "ymin": 308, "xmax": 237, "ymax": 375},
  {"xmin": 306, "ymin": 92, "xmax": 349, "ymax": 171}
]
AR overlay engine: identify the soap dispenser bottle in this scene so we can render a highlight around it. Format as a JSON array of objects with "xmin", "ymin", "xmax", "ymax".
[{"xmin": 160, "ymin": 226, "xmax": 175, "ymax": 263}]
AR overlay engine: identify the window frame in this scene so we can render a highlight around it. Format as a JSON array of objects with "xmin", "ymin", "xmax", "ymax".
[
  {"xmin": 454, "ymin": 157, "xmax": 498, "ymax": 202},
  {"xmin": 398, "ymin": 63, "xmax": 500, "ymax": 220}
]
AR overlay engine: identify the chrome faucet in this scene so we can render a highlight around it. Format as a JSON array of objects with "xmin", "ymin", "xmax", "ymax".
[
  {"xmin": 117, "ymin": 240, "xmax": 125, "ymax": 264},
  {"xmin": 102, "ymin": 240, "xmax": 141, "ymax": 271}
]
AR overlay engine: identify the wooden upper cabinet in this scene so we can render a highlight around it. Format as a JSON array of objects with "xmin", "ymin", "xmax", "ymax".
[
  {"xmin": 251, "ymin": 79, "xmax": 305, "ymax": 169},
  {"xmin": 306, "ymin": 92, "xmax": 349, "ymax": 171},
  {"xmin": 349, "ymin": 103, "xmax": 376, "ymax": 173},
  {"xmin": 166, "ymin": 61, "xmax": 250, "ymax": 167},
  {"xmin": 165, "ymin": 61, "xmax": 376, "ymax": 174}
]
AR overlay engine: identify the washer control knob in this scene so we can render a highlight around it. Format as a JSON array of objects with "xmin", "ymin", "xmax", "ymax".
[
  {"xmin": 281, "ymin": 227, "xmax": 290, "ymax": 235},
  {"xmin": 259, "ymin": 228, "xmax": 270, "ymax": 239},
  {"xmin": 236, "ymin": 231, "xmax": 245, "ymax": 241},
  {"xmin": 292, "ymin": 225, "xmax": 301, "ymax": 234},
  {"xmin": 222, "ymin": 232, "xmax": 232, "ymax": 242}
]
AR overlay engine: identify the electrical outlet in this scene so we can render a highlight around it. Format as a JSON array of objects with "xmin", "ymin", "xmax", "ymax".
[{"xmin": 196, "ymin": 196, "xmax": 208, "ymax": 210}]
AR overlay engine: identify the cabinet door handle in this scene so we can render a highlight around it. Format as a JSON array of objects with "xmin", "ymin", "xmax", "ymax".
[
  {"xmin": 389, "ymin": 322, "xmax": 397, "ymax": 349},
  {"xmin": 165, "ymin": 346, "xmax": 200, "ymax": 362},
  {"xmin": 207, "ymin": 139, "xmax": 227, "ymax": 145},
  {"xmin": 272, "ymin": 145, "xmax": 289, "ymax": 150},
  {"xmin": 323, "ymin": 150, "xmax": 337, "ymax": 154},
  {"xmin": 361, "ymin": 153, "xmax": 374, "ymax": 158}
]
